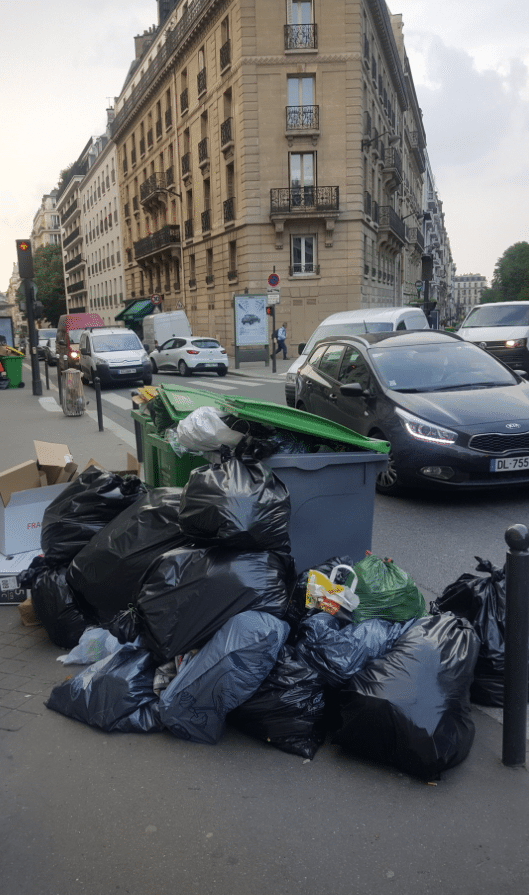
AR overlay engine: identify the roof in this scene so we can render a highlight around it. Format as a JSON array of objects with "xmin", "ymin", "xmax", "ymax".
[
  {"xmin": 311, "ymin": 330, "xmax": 463, "ymax": 349},
  {"xmin": 115, "ymin": 299, "xmax": 154, "ymax": 323}
]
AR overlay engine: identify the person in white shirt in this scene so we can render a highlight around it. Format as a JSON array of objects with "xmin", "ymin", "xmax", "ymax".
[{"xmin": 272, "ymin": 322, "xmax": 288, "ymax": 359}]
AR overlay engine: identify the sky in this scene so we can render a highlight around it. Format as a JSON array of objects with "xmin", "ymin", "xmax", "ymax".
[{"xmin": 1, "ymin": 0, "xmax": 528, "ymax": 293}]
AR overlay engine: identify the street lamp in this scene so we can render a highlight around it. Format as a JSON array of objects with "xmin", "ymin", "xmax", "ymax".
[{"xmin": 361, "ymin": 131, "xmax": 400, "ymax": 150}]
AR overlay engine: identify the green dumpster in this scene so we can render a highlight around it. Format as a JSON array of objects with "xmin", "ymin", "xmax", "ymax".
[{"xmin": 2, "ymin": 355, "xmax": 23, "ymax": 388}]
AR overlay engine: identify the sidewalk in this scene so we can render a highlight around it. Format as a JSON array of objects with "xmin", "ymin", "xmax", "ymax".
[{"xmin": 1, "ymin": 359, "xmax": 529, "ymax": 895}]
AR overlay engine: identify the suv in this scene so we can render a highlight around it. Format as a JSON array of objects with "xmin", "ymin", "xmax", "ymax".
[
  {"xmin": 285, "ymin": 307, "xmax": 430, "ymax": 405},
  {"xmin": 458, "ymin": 301, "xmax": 529, "ymax": 374},
  {"xmin": 79, "ymin": 327, "xmax": 152, "ymax": 387}
]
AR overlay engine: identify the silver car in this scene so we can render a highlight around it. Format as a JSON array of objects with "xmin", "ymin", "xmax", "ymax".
[{"xmin": 149, "ymin": 337, "xmax": 228, "ymax": 377}]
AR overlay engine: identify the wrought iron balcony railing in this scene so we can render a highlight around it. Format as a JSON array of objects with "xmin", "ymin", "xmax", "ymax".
[
  {"xmin": 270, "ymin": 186, "xmax": 339, "ymax": 214},
  {"xmin": 184, "ymin": 219, "xmax": 194, "ymax": 240},
  {"xmin": 220, "ymin": 39, "xmax": 231, "ymax": 70},
  {"xmin": 63, "ymin": 227, "xmax": 80, "ymax": 248},
  {"xmin": 201, "ymin": 208, "xmax": 211, "ymax": 233},
  {"xmin": 180, "ymin": 87, "xmax": 189, "ymax": 114},
  {"xmin": 140, "ymin": 172, "xmax": 169, "ymax": 204},
  {"xmin": 67, "ymin": 280, "xmax": 85, "ymax": 294},
  {"xmin": 378, "ymin": 206, "xmax": 406, "ymax": 242},
  {"xmin": 197, "ymin": 67, "xmax": 207, "ymax": 95},
  {"xmin": 223, "ymin": 196, "xmax": 235, "ymax": 223},
  {"xmin": 133, "ymin": 224, "xmax": 180, "ymax": 261},
  {"xmin": 284, "ymin": 23, "xmax": 318, "ymax": 50},
  {"xmin": 289, "ymin": 263, "xmax": 320, "ymax": 276},
  {"xmin": 221, "ymin": 117, "xmax": 233, "ymax": 147},
  {"xmin": 198, "ymin": 137, "xmax": 208, "ymax": 164},
  {"xmin": 286, "ymin": 105, "xmax": 319, "ymax": 130}
]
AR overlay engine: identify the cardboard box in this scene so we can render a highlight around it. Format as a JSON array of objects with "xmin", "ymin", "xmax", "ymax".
[
  {"xmin": 0, "ymin": 443, "xmax": 78, "ymax": 555},
  {"xmin": 0, "ymin": 549, "xmax": 41, "ymax": 604},
  {"xmin": 84, "ymin": 453, "xmax": 141, "ymax": 479}
]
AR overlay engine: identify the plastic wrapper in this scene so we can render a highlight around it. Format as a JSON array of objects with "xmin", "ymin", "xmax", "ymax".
[
  {"xmin": 178, "ymin": 459, "xmax": 291, "ymax": 552},
  {"xmin": 286, "ymin": 557, "xmax": 355, "ymax": 636},
  {"xmin": 46, "ymin": 643, "xmax": 163, "ymax": 733},
  {"xmin": 136, "ymin": 546, "xmax": 295, "ymax": 662},
  {"xmin": 296, "ymin": 614, "xmax": 409, "ymax": 687},
  {"xmin": 229, "ymin": 644, "xmax": 327, "ymax": 759},
  {"xmin": 305, "ymin": 564, "xmax": 359, "ymax": 621},
  {"xmin": 332, "ymin": 614, "xmax": 480, "ymax": 779},
  {"xmin": 41, "ymin": 465, "xmax": 147, "ymax": 566},
  {"xmin": 351, "ymin": 552, "xmax": 426, "ymax": 623},
  {"xmin": 66, "ymin": 487, "xmax": 192, "ymax": 624},
  {"xmin": 175, "ymin": 407, "xmax": 245, "ymax": 454},
  {"xmin": 431, "ymin": 556, "xmax": 510, "ymax": 706},
  {"xmin": 19, "ymin": 556, "xmax": 92, "ymax": 649},
  {"xmin": 57, "ymin": 627, "xmax": 121, "ymax": 665},
  {"xmin": 159, "ymin": 611, "xmax": 289, "ymax": 744}
]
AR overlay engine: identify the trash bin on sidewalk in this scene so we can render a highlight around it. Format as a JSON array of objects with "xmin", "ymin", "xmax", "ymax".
[
  {"xmin": 145, "ymin": 431, "xmax": 206, "ymax": 487},
  {"xmin": 61, "ymin": 369, "xmax": 85, "ymax": 416},
  {"xmin": 2, "ymin": 355, "xmax": 23, "ymax": 388}
]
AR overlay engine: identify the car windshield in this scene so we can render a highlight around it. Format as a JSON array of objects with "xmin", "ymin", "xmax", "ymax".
[
  {"xmin": 38, "ymin": 330, "xmax": 56, "ymax": 341},
  {"xmin": 368, "ymin": 341, "xmax": 519, "ymax": 392},
  {"xmin": 92, "ymin": 334, "xmax": 142, "ymax": 352},
  {"xmin": 304, "ymin": 321, "xmax": 395, "ymax": 354},
  {"xmin": 191, "ymin": 339, "xmax": 221, "ymax": 349},
  {"xmin": 462, "ymin": 305, "xmax": 529, "ymax": 328},
  {"xmin": 68, "ymin": 329, "xmax": 87, "ymax": 343}
]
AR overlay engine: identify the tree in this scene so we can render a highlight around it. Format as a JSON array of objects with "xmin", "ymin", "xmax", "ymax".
[
  {"xmin": 32, "ymin": 244, "xmax": 67, "ymax": 326},
  {"xmin": 488, "ymin": 241, "xmax": 529, "ymax": 303}
]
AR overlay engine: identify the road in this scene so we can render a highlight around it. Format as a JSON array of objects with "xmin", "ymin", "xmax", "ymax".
[{"xmin": 42, "ymin": 360, "xmax": 528, "ymax": 604}]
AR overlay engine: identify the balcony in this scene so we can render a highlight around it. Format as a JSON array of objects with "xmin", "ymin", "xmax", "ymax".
[
  {"xmin": 289, "ymin": 263, "xmax": 320, "ymax": 276},
  {"xmin": 166, "ymin": 165, "xmax": 174, "ymax": 186},
  {"xmin": 284, "ymin": 23, "xmax": 318, "ymax": 50},
  {"xmin": 406, "ymin": 226, "xmax": 425, "ymax": 252},
  {"xmin": 61, "ymin": 199, "xmax": 78, "ymax": 225},
  {"xmin": 133, "ymin": 224, "xmax": 181, "ymax": 265},
  {"xmin": 220, "ymin": 39, "xmax": 231, "ymax": 71},
  {"xmin": 205, "ymin": 274, "xmax": 214, "ymax": 285},
  {"xmin": 377, "ymin": 206, "xmax": 406, "ymax": 254},
  {"xmin": 180, "ymin": 87, "xmax": 189, "ymax": 115},
  {"xmin": 223, "ymin": 196, "xmax": 235, "ymax": 224},
  {"xmin": 140, "ymin": 172, "xmax": 172, "ymax": 206},
  {"xmin": 132, "ymin": 196, "xmax": 139, "ymax": 213},
  {"xmin": 364, "ymin": 191, "xmax": 372, "ymax": 217},
  {"xmin": 62, "ymin": 227, "xmax": 80, "ymax": 249},
  {"xmin": 181, "ymin": 152, "xmax": 191, "ymax": 180},
  {"xmin": 198, "ymin": 137, "xmax": 209, "ymax": 168},
  {"xmin": 286, "ymin": 105, "xmax": 319, "ymax": 135},
  {"xmin": 201, "ymin": 208, "xmax": 211, "ymax": 233},
  {"xmin": 64, "ymin": 253, "xmax": 84, "ymax": 272},
  {"xmin": 165, "ymin": 109, "xmax": 172, "ymax": 130},
  {"xmin": 220, "ymin": 117, "xmax": 233, "ymax": 153},
  {"xmin": 184, "ymin": 219, "xmax": 194, "ymax": 240},
  {"xmin": 409, "ymin": 131, "xmax": 426, "ymax": 173},
  {"xmin": 382, "ymin": 147, "xmax": 403, "ymax": 192},
  {"xmin": 139, "ymin": 137, "xmax": 146, "ymax": 157},
  {"xmin": 156, "ymin": 119, "xmax": 162, "ymax": 139},
  {"xmin": 227, "ymin": 269, "xmax": 238, "ymax": 281},
  {"xmin": 67, "ymin": 280, "xmax": 85, "ymax": 294},
  {"xmin": 197, "ymin": 67, "xmax": 207, "ymax": 96},
  {"xmin": 270, "ymin": 186, "xmax": 339, "ymax": 248}
]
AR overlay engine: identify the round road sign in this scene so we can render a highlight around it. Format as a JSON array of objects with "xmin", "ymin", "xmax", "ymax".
[
  {"xmin": 150, "ymin": 293, "xmax": 162, "ymax": 305},
  {"xmin": 268, "ymin": 273, "xmax": 280, "ymax": 288}
]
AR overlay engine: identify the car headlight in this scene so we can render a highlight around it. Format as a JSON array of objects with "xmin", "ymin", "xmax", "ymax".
[
  {"xmin": 505, "ymin": 339, "xmax": 526, "ymax": 348},
  {"xmin": 396, "ymin": 407, "xmax": 457, "ymax": 445},
  {"xmin": 94, "ymin": 355, "xmax": 108, "ymax": 366}
]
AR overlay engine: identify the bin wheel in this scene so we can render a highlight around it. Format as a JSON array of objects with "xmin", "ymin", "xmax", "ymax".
[
  {"xmin": 178, "ymin": 360, "xmax": 190, "ymax": 377},
  {"xmin": 371, "ymin": 430, "xmax": 402, "ymax": 496}
]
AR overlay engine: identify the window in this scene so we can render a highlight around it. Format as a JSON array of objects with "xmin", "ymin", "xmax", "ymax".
[
  {"xmin": 318, "ymin": 345, "xmax": 343, "ymax": 379},
  {"xmin": 290, "ymin": 152, "xmax": 315, "ymax": 206},
  {"xmin": 286, "ymin": 0, "xmax": 315, "ymax": 49},
  {"xmin": 338, "ymin": 347, "xmax": 370, "ymax": 390},
  {"xmin": 291, "ymin": 235, "xmax": 316, "ymax": 275},
  {"xmin": 287, "ymin": 75, "xmax": 314, "ymax": 106}
]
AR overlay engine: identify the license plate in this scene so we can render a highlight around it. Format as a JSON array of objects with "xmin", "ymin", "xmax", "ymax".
[
  {"xmin": 118, "ymin": 368, "xmax": 135, "ymax": 374},
  {"xmin": 205, "ymin": 363, "xmax": 217, "ymax": 368},
  {"xmin": 490, "ymin": 456, "xmax": 529, "ymax": 472}
]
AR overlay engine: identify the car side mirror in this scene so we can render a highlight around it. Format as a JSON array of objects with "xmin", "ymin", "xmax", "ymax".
[
  {"xmin": 340, "ymin": 383, "xmax": 366, "ymax": 397},
  {"xmin": 298, "ymin": 342, "xmax": 306, "ymax": 355}
]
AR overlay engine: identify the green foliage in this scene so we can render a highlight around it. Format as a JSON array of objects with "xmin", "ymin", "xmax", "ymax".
[
  {"xmin": 490, "ymin": 241, "xmax": 529, "ymax": 302},
  {"xmin": 32, "ymin": 244, "xmax": 67, "ymax": 326}
]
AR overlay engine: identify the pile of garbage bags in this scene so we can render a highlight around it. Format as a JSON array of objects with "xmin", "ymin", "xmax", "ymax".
[{"xmin": 23, "ymin": 460, "xmax": 482, "ymax": 779}]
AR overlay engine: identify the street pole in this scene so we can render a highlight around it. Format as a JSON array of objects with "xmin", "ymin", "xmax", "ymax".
[{"xmin": 24, "ymin": 280, "xmax": 42, "ymax": 397}]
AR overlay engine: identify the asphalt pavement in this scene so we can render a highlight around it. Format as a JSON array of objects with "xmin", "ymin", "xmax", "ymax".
[{"xmin": 1, "ymin": 357, "xmax": 528, "ymax": 895}]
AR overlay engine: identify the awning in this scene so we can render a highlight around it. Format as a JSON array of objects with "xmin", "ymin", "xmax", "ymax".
[{"xmin": 115, "ymin": 299, "xmax": 154, "ymax": 323}]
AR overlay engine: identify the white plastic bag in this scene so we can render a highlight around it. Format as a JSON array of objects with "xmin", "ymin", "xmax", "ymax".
[
  {"xmin": 57, "ymin": 627, "xmax": 120, "ymax": 665},
  {"xmin": 305, "ymin": 564, "xmax": 359, "ymax": 617},
  {"xmin": 175, "ymin": 407, "xmax": 245, "ymax": 455}
]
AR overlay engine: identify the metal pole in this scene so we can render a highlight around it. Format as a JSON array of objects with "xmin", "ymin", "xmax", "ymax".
[
  {"xmin": 24, "ymin": 280, "xmax": 42, "ymax": 396},
  {"xmin": 58, "ymin": 367, "xmax": 63, "ymax": 407},
  {"xmin": 271, "ymin": 306, "xmax": 276, "ymax": 374},
  {"xmin": 502, "ymin": 524, "xmax": 529, "ymax": 767},
  {"xmin": 131, "ymin": 391, "xmax": 143, "ymax": 462},
  {"xmin": 94, "ymin": 377, "xmax": 104, "ymax": 432},
  {"xmin": 44, "ymin": 358, "xmax": 49, "ymax": 390}
]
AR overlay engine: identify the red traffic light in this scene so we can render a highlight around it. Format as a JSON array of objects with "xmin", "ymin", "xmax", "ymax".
[
  {"xmin": 16, "ymin": 239, "xmax": 34, "ymax": 279},
  {"xmin": 266, "ymin": 306, "xmax": 273, "ymax": 315}
]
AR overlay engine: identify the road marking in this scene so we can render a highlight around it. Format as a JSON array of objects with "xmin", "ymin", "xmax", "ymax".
[
  {"xmin": 100, "ymin": 392, "xmax": 136, "ymax": 410},
  {"xmin": 38, "ymin": 396, "xmax": 62, "ymax": 412},
  {"xmin": 85, "ymin": 410, "xmax": 137, "ymax": 448}
]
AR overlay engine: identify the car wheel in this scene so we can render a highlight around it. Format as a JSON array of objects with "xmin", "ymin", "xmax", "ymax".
[
  {"xmin": 372, "ymin": 431, "xmax": 402, "ymax": 496},
  {"xmin": 296, "ymin": 401, "xmax": 307, "ymax": 412},
  {"xmin": 143, "ymin": 375, "xmax": 153, "ymax": 386},
  {"xmin": 178, "ymin": 360, "xmax": 190, "ymax": 376},
  {"xmin": 217, "ymin": 367, "xmax": 227, "ymax": 377},
  {"xmin": 150, "ymin": 359, "xmax": 158, "ymax": 373}
]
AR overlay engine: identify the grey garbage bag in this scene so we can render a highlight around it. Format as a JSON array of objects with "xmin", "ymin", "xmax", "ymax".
[{"xmin": 159, "ymin": 611, "xmax": 289, "ymax": 744}]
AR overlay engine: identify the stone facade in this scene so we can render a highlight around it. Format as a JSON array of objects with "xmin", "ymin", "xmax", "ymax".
[
  {"xmin": 31, "ymin": 192, "xmax": 61, "ymax": 252},
  {"xmin": 453, "ymin": 274, "xmax": 488, "ymax": 318}
]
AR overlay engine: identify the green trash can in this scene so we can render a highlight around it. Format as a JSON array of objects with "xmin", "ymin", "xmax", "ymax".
[
  {"xmin": 145, "ymin": 431, "xmax": 206, "ymax": 487},
  {"xmin": 2, "ymin": 355, "xmax": 23, "ymax": 388}
]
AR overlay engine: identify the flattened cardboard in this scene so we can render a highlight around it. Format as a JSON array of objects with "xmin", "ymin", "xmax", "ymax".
[{"xmin": 0, "ymin": 461, "xmax": 41, "ymax": 508}]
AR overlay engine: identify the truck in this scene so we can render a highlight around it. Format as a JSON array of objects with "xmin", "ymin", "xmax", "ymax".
[{"xmin": 142, "ymin": 310, "xmax": 192, "ymax": 352}]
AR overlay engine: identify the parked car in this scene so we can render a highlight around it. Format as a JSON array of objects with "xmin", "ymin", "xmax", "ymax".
[
  {"xmin": 43, "ymin": 337, "xmax": 59, "ymax": 366},
  {"xmin": 295, "ymin": 329, "xmax": 529, "ymax": 495},
  {"xmin": 458, "ymin": 301, "xmax": 529, "ymax": 374},
  {"xmin": 149, "ymin": 337, "xmax": 228, "ymax": 377},
  {"xmin": 37, "ymin": 328, "xmax": 57, "ymax": 359},
  {"xmin": 56, "ymin": 313, "xmax": 105, "ymax": 374},
  {"xmin": 241, "ymin": 314, "xmax": 260, "ymax": 325},
  {"xmin": 285, "ymin": 307, "xmax": 430, "ymax": 406},
  {"xmin": 79, "ymin": 327, "xmax": 152, "ymax": 387}
]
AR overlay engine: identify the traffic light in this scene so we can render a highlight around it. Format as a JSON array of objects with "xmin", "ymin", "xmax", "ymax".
[
  {"xmin": 421, "ymin": 254, "xmax": 434, "ymax": 282},
  {"xmin": 266, "ymin": 306, "xmax": 273, "ymax": 316},
  {"xmin": 16, "ymin": 239, "xmax": 34, "ymax": 280}
]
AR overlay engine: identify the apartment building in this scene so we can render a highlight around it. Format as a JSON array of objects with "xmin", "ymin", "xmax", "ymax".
[
  {"xmin": 109, "ymin": 0, "xmax": 440, "ymax": 350},
  {"xmin": 453, "ymin": 274, "xmax": 488, "ymax": 318},
  {"xmin": 56, "ymin": 141, "xmax": 91, "ymax": 314},
  {"xmin": 31, "ymin": 192, "xmax": 61, "ymax": 251}
]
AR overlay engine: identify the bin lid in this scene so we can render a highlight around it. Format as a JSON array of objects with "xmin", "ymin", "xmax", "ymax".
[
  {"xmin": 218, "ymin": 396, "xmax": 390, "ymax": 453},
  {"xmin": 157, "ymin": 383, "xmax": 227, "ymax": 421}
]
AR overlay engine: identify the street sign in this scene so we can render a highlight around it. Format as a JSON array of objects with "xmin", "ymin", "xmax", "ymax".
[
  {"xmin": 414, "ymin": 280, "xmax": 423, "ymax": 289},
  {"xmin": 267, "ymin": 289, "xmax": 280, "ymax": 305},
  {"xmin": 268, "ymin": 273, "xmax": 280, "ymax": 288},
  {"xmin": 150, "ymin": 293, "xmax": 162, "ymax": 305}
]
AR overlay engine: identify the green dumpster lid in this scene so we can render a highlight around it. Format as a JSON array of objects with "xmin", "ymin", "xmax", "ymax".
[
  {"xmin": 218, "ymin": 396, "xmax": 390, "ymax": 454},
  {"xmin": 157, "ymin": 383, "xmax": 227, "ymax": 421}
]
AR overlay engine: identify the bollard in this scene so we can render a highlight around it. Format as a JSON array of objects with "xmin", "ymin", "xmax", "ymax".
[
  {"xmin": 44, "ymin": 358, "xmax": 49, "ymax": 390},
  {"xmin": 502, "ymin": 524, "xmax": 529, "ymax": 767},
  {"xmin": 131, "ymin": 391, "xmax": 143, "ymax": 462},
  {"xmin": 57, "ymin": 367, "xmax": 63, "ymax": 407},
  {"xmin": 94, "ymin": 377, "xmax": 104, "ymax": 432}
]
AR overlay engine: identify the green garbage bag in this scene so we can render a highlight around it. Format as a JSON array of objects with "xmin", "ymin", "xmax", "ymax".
[{"xmin": 349, "ymin": 552, "xmax": 427, "ymax": 624}]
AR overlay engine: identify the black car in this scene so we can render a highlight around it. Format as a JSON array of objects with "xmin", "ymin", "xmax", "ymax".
[
  {"xmin": 295, "ymin": 330, "xmax": 529, "ymax": 494},
  {"xmin": 241, "ymin": 314, "xmax": 260, "ymax": 325}
]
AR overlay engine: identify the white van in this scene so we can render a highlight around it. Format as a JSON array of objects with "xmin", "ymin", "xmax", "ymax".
[
  {"xmin": 142, "ymin": 310, "xmax": 192, "ymax": 352},
  {"xmin": 79, "ymin": 327, "xmax": 152, "ymax": 387},
  {"xmin": 458, "ymin": 302, "xmax": 529, "ymax": 375},
  {"xmin": 285, "ymin": 307, "xmax": 430, "ymax": 405}
]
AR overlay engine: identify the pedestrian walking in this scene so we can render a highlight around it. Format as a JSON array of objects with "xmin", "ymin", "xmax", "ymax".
[{"xmin": 271, "ymin": 322, "xmax": 289, "ymax": 360}]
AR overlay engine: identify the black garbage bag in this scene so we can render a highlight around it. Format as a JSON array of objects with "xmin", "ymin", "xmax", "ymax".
[
  {"xmin": 286, "ymin": 556, "xmax": 355, "ymax": 638},
  {"xmin": 136, "ymin": 546, "xmax": 295, "ymax": 662},
  {"xmin": 431, "ymin": 557, "xmax": 508, "ymax": 706},
  {"xmin": 178, "ymin": 458, "xmax": 291, "ymax": 552},
  {"xmin": 41, "ymin": 465, "xmax": 147, "ymax": 567},
  {"xmin": 46, "ymin": 643, "xmax": 163, "ymax": 733},
  {"xmin": 19, "ymin": 555, "xmax": 93, "ymax": 649},
  {"xmin": 228, "ymin": 644, "xmax": 327, "ymax": 759},
  {"xmin": 332, "ymin": 614, "xmax": 480, "ymax": 779},
  {"xmin": 159, "ymin": 611, "xmax": 289, "ymax": 744},
  {"xmin": 66, "ymin": 488, "xmax": 192, "ymax": 624},
  {"xmin": 296, "ymin": 613, "xmax": 410, "ymax": 687}
]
